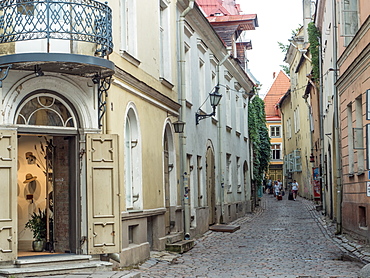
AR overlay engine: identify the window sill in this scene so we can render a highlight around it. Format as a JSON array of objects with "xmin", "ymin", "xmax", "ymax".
[{"xmin": 120, "ymin": 50, "xmax": 141, "ymax": 67}]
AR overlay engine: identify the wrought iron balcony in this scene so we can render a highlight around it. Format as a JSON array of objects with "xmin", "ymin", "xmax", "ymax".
[
  {"xmin": 0, "ymin": 0, "xmax": 115, "ymax": 79},
  {"xmin": 0, "ymin": 0, "xmax": 113, "ymax": 57}
]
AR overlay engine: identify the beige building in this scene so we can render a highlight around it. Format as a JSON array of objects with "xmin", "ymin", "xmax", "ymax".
[
  {"xmin": 279, "ymin": 26, "xmax": 314, "ymax": 199},
  {"xmin": 0, "ymin": 0, "xmax": 258, "ymax": 271},
  {"xmin": 0, "ymin": 0, "xmax": 182, "ymax": 268}
]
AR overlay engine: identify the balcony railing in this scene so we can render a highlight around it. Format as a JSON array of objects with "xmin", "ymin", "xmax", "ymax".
[{"xmin": 0, "ymin": 0, "xmax": 113, "ymax": 57}]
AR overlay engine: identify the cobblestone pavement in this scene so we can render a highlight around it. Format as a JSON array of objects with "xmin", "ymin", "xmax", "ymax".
[{"xmin": 138, "ymin": 194, "xmax": 365, "ymax": 278}]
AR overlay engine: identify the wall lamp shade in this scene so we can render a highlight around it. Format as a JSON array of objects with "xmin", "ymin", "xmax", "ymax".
[
  {"xmin": 209, "ymin": 87, "xmax": 222, "ymax": 107},
  {"xmin": 196, "ymin": 86, "xmax": 222, "ymax": 125},
  {"xmin": 173, "ymin": 120, "xmax": 185, "ymax": 133}
]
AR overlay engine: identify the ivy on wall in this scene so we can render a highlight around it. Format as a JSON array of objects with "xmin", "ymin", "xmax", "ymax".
[
  {"xmin": 308, "ymin": 22, "xmax": 321, "ymax": 82},
  {"xmin": 248, "ymin": 95, "xmax": 271, "ymax": 184}
]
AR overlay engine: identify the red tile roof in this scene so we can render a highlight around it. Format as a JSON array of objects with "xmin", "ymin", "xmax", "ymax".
[
  {"xmin": 264, "ymin": 70, "xmax": 290, "ymax": 118},
  {"xmin": 197, "ymin": 0, "xmax": 241, "ymax": 16}
]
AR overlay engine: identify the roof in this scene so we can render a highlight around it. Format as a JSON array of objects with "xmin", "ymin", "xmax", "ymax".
[
  {"xmin": 207, "ymin": 14, "xmax": 258, "ymax": 47},
  {"xmin": 264, "ymin": 70, "xmax": 290, "ymax": 118},
  {"xmin": 197, "ymin": 0, "xmax": 242, "ymax": 16}
]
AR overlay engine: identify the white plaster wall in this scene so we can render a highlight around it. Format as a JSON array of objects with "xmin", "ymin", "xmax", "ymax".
[{"xmin": 1, "ymin": 72, "xmax": 98, "ymax": 130}]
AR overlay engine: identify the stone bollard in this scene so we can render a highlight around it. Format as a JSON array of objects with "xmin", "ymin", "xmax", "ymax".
[{"xmin": 359, "ymin": 263, "xmax": 370, "ymax": 278}]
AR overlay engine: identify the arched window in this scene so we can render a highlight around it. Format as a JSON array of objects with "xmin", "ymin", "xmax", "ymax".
[
  {"xmin": 16, "ymin": 94, "xmax": 76, "ymax": 128},
  {"xmin": 124, "ymin": 107, "xmax": 142, "ymax": 210}
]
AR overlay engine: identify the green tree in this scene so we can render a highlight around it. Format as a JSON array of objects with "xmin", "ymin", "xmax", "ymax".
[{"xmin": 248, "ymin": 96, "xmax": 271, "ymax": 185}]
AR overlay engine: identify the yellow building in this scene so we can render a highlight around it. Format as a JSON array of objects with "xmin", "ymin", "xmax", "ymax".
[
  {"xmin": 264, "ymin": 71, "xmax": 290, "ymax": 185},
  {"xmin": 279, "ymin": 26, "xmax": 314, "ymax": 199}
]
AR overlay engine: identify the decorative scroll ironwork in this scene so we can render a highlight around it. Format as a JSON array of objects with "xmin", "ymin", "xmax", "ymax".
[
  {"xmin": 0, "ymin": 64, "xmax": 12, "ymax": 88},
  {"xmin": 0, "ymin": 0, "xmax": 113, "ymax": 57},
  {"xmin": 96, "ymin": 75, "xmax": 111, "ymax": 129}
]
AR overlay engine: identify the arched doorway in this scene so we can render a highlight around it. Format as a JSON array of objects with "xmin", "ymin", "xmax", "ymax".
[
  {"xmin": 206, "ymin": 146, "xmax": 216, "ymax": 225},
  {"xmin": 15, "ymin": 93, "xmax": 80, "ymax": 255}
]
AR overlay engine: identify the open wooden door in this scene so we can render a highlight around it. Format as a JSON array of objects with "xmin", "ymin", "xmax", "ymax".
[
  {"xmin": 86, "ymin": 134, "xmax": 120, "ymax": 254},
  {"xmin": 0, "ymin": 130, "xmax": 17, "ymax": 261}
]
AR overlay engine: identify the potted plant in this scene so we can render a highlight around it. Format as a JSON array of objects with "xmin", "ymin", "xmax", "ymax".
[{"xmin": 25, "ymin": 208, "xmax": 47, "ymax": 251}]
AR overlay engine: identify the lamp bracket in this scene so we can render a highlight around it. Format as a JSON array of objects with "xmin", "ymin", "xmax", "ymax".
[{"xmin": 195, "ymin": 106, "xmax": 216, "ymax": 125}]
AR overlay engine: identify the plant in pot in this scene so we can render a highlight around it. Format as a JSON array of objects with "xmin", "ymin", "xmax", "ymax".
[{"xmin": 25, "ymin": 208, "xmax": 47, "ymax": 251}]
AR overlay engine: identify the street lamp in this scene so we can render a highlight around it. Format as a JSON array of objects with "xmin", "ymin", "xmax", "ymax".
[
  {"xmin": 173, "ymin": 120, "xmax": 185, "ymax": 133},
  {"xmin": 195, "ymin": 86, "xmax": 222, "ymax": 125}
]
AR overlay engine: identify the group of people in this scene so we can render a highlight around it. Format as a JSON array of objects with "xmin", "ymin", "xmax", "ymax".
[{"xmin": 265, "ymin": 179, "xmax": 299, "ymax": 201}]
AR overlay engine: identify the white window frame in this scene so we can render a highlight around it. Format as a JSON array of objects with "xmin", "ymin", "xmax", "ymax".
[{"xmin": 270, "ymin": 125, "xmax": 281, "ymax": 138}]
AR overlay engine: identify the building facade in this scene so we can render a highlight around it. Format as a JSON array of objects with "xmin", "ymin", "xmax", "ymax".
[
  {"xmin": 279, "ymin": 24, "xmax": 314, "ymax": 199},
  {"xmin": 0, "ymin": 0, "xmax": 258, "ymax": 267},
  {"xmin": 264, "ymin": 71, "xmax": 290, "ymax": 185}
]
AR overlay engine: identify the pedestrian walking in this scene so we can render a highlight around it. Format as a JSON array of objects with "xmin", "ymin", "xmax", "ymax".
[
  {"xmin": 274, "ymin": 181, "xmax": 282, "ymax": 200},
  {"xmin": 291, "ymin": 180, "xmax": 299, "ymax": 200}
]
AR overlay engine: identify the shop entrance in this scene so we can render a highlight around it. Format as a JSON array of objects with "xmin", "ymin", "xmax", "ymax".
[{"xmin": 18, "ymin": 134, "xmax": 79, "ymax": 256}]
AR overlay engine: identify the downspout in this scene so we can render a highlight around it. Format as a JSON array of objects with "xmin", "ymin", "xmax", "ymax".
[
  {"xmin": 304, "ymin": 80, "xmax": 315, "ymax": 199},
  {"xmin": 179, "ymin": 0, "xmax": 194, "ymax": 240},
  {"xmin": 217, "ymin": 49, "xmax": 231, "ymax": 223},
  {"xmin": 318, "ymin": 35, "xmax": 326, "ymax": 215},
  {"xmin": 333, "ymin": 0, "xmax": 342, "ymax": 234}
]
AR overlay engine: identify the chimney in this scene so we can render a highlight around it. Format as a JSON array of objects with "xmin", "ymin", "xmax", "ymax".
[{"xmin": 273, "ymin": 72, "xmax": 276, "ymax": 79}]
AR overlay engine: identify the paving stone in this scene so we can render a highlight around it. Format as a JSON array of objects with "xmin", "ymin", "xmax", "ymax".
[{"xmin": 138, "ymin": 195, "xmax": 365, "ymax": 277}]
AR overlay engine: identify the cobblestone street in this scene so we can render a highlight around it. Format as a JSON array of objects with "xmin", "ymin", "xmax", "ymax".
[{"xmin": 138, "ymin": 194, "xmax": 365, "ymax": 278}]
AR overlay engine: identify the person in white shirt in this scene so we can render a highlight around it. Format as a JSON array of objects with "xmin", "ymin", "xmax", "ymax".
[
  {"xmin": 274, "ymin": 181, "xmax": 280, "ymax": 199},
  {"xmin": 291, "ymin": 180, "xmax": 299, "ymax": 201}
]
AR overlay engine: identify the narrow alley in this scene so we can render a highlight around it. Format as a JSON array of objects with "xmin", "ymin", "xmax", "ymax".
[{"xmin": 138, "ymin": 195, "xmax": 365, "ymax": 278}]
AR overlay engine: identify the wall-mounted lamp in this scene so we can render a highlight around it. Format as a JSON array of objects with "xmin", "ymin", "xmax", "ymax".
[
  {"xmin": 34, "ymin": 65, "xmax": 44, "ymax": 77},
  {"xmin": 173, "ymin": 120, "xmax": 185, "ymax": 133},
  {"xmin": 195, "ymin": 86, "xmax": 222, "ymax": 125},
  {"xmin": 310, "ymin": 153, "xmax": 315, "ymax": 163}
]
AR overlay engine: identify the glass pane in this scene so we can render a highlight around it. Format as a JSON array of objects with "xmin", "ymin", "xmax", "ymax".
[
  {"xmin": 29, "ymin": 109, "xmax": 63, "ymax": 126},
  {"xmin": 17, "ymin": 95, "xmax": 75, "ymax": 127}
]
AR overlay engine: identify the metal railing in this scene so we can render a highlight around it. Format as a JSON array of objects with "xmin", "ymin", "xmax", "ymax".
[{"xmin": 0, "ymin": 0, "xmax": 113, "ymax": 57}]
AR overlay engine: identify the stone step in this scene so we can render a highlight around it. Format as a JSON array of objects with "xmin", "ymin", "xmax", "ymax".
[
  {"xmin": 0, "ymin": 260, "xmax": 112, "ymax": 277},
  {"xmin": 165, "ymin": 240, "xmax": 194, "ymax": 254},
  {"xmin": 13, "ymin": 254, "xmax": 93, "ymax": 268}
]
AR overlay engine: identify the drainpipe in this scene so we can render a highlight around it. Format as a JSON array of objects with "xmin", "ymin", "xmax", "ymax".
[
  {"xmin": 318, "ymin": 35, "xmax": 326, "ymax": 215},
  {"xmin": 304, "ymin": 80, "xmax": 315, "ymax": 198},
  {"xmin": 179, "ymin": 0, "xmax": 194, "ymax": 240},
  {"xmin": 217, "ymin": 49, "xmax": 231, "ymax": 223},
  {"xmin": 332, "ymin": 0, "xmax": 342, "ymax": 234}
]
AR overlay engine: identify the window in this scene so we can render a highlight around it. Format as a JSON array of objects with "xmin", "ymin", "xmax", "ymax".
[
  {"xmin": 287, "ymin": 118, "xmax": 292, "ymax": 139},
  {"xmin": 236, "ymin": 157, "xmax": 241, "ymax": 192},
  {"xmin": 16, "ymin": 95, "xmax": 76, "ymax": 128},
  {"xmin": 226, "ymin": 87, "xmax": 231, "ymax": 127},
  {"xmin": 121, "ymin": 0, "xmax": 137, "ymax": 56},
  {"xmin": 226, "ymin": 153, "xmax": 232, "ymax": 192},
  {"xmin": 294, "ymin": 107, "xmax": 300, "ymax": 133},
  {"xmin": 355, "ymin": 96, "xmax": 364, "ymax": 174},
  {"xmin": 347, "ymin": 104, "xmax": 354, "ymax": 175},
  {"xmin": 160, "ymin": 0, "xmax": 172, "ymax": 81},
  {"xmin": 198, "ymin": 58, "xmax": 205, "ymax": 106},
  {"xmin": 340, "ymin": 0, "xmax": 359, "ymax": 46},
  {"xmin": 271, "ymin": 144, "xmax": 281, "ymax": 160},
  {"xmin": 197, "ymin": 156, "xmax": 203, "ymax": 207},
  {"xmin": 359, "ymin": 206, "xmax": 367, "ymax": 228},
  {"xmin": 270, "ymin": 126, "xmax": 281, "ymax": 137},
  {"xmin": 125, "ymin": 107, "xmax": 142, "ymax": 210}
]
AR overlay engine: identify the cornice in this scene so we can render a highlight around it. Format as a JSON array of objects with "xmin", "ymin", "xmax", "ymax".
[{"xmin": 114, "ymin": 66, "xmax": 181, "ymax": 114}]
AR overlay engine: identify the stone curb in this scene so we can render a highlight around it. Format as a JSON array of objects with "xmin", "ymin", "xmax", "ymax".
[{"xmin": 300, "ymin": 197, "xmax": 369, "ymax": 265}]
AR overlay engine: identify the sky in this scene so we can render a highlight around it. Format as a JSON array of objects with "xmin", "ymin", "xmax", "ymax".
[{"xmin": 237, "ymin": 0, "xmax": 303, "ymax": 98}]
